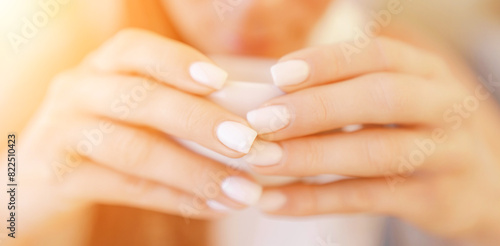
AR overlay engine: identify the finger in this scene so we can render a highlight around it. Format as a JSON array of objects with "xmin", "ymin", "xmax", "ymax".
[
  {"xmin": 61, "ymin": 161, "xmax": 227, "ymax": 219},
  {"xmin": 64, "ymin": 122, "xmax": 263, "ymax": 208},
  {"xmin": 248, "ymin": 128, "xmax": 437, "ymax": 177},
  {"xmin": 247, "ymin": 73, "xmax": 453, "ymax": 140},
  {"xmin": 256, "ymin": 178, "xmax": 425, "ymax": 218},
  {"xmin": 85, "ymin": 28, "xmax": 228, "ymax": 94},
  {"xmin": 51, "ymin": 73, "xmax": 257, "ymax": 156},
  {"xmin": 270, "ymin": 36, "xmax": 448, "ymax": 91}
]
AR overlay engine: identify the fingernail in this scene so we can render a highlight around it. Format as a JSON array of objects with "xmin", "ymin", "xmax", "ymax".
[
  {"xmin": 247, "ymin": 105, "xmax": 291, "ymax": 134},
  {"xmin": 221, "ymin": 177, "xmax": 262, "ymax": 205},
  {"xmin": 217, "ymin": 121, "xmax": 257, "ymax": 153},
  {"xmin": 190, "ymin": 62, "xmax": 228, "ymax": 89},
  {"xmin": 245, "ymin": 140, "xmax": 283, "ymax": 166},
  {"xmin": 342, "ymin": 124, "xmax": 363, "ymax": 132},
  {"xmin": 271, "ymin": 60, "xmax": 310, "ymax": 87},
  {"xmin": 206, "ymin": 200, "xmax": 232, "ymax": 212},
  {"xmin": 257, "ymin": 191, "xmax": 287, "ymax": 212}
]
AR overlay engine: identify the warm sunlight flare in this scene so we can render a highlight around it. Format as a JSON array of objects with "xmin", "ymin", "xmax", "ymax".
[{"xmin": 1, "ymin": 1, "xmax": 500, "ymax": 245}]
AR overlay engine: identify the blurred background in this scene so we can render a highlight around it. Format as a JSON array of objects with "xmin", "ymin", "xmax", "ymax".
[{"xmin": 1, "ymin": 0, "xmax": 499, "ymax": 245}]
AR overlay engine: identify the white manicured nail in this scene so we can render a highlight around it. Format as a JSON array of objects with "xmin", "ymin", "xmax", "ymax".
[
  {"xmin": 221, "ymin": 177, "xmax": 262, "ymax": 205},
  {"xmin": 258, "ymin": 191, "xmax": 287, "ymax": 212},
  {"xmin": 190, "ymin": 62, "xmax": 228, "ymax": 89},
  {"xmin": 206, "ymin": 200, "xmax": 232, "ymax": 212},
  {"xmin": 247, "ymin": 105, "xmax": 291, "ymax": 134},
  {"xmin": 271, "ymin": 60, "xmax": 310, "ymax": 87},
  {"xmin": 217, "ymin": 121, "xmax": 257, "ymax": 153},
  {"xmin": 246, "ymin": 141, "xmax": 283, "ymax": 166},
  {"xmin": 342, "ymin": 124, "xmax": 363, "ymax": 132}
]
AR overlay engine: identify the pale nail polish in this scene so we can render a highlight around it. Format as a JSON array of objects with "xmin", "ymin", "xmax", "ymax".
[
  {"xmin": 221, "ymin": 177, "xmax": 262, "ymax": 205},
  {"xmin": 190, "ymin": 62, "xmax": 228, "ymax": 89},
  {"xmin": 245, "ymin": 141, "xmax": 283, "ymax": 166},
  {"xmin": 247, "ymin": 105, "xmax": 291, "ymax": 134},
  {"xmin": 206, "ymin": 200, "xmax": 231, "ymax": 212},
  {"xmin": 271, "ymin": 60, "xmax": 310, "ymax": 87},
  {"xmin": 342, "ymin": 124, "xmax": 363, "ymax": 132},
  {"xmin": 217, "ymin": 121, "xmax": 257, "ymax": 153},
  {"xmin": 258, "ymin": 191, "xmax": 287, "ymax": 212}
]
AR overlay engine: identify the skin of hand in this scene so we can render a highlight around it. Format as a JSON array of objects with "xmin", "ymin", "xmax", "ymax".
[
  {"xmin": 2, "ymin": 0, "xmax": 498, "ymax": 245},
  {"xmin": 246, "ymin": 36, "xmax": 500, "ymax": 245},
  {"xmin": 0, "ymin": 0, "xmax": 333, "ymax": 244},
  {"xmin": 1, "ymin": 29, "xmax": 269, "ymax": 245}
]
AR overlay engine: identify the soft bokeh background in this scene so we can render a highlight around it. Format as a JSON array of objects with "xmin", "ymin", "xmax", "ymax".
[{"xmin": 1, "ymin": 0, "xmax": 499, "ymax": 245}]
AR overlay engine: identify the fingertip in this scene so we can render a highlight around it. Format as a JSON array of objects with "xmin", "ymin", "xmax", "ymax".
[
  {"xmin": 246, "ymin": 105, "xmax": 291, "ymax": 135},
  {"xmin": 206, "ymin": 200, "xmax": 234, "ymax": 213},
  {"xmin": 189, "ymin": 61, "xmax": 228, "ymax": 90},
  {"xmin": 271, "ymin": 60, "xmax": 310, "ymax": 87},
  {"xmin": 216, "ymin": 121, "xmax": 258, "ymax": 154},
  {"xmin": 245, "ymin": 140, "xmax": 283, "ymax": 167},
  {"xmin": 221, "ymin": 176, "xmax": 263, "ymax": 206}
]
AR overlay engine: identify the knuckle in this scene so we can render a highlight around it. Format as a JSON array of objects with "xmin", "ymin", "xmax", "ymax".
[
  {"xmin": 291, "ymin": 186, "xmax": 319, "ymax": 216},
  {"xmin": 48, "ymin": 71, "xmax": 78, "ymax": 97},
  {"xmin": 369, "ymin": 74, "xmax": 404, "ymax": 116},
  {"xmin": 340, "ymin": 186, "xmax": 375, "ymax": 212},
  {"xmin": 309, "ymin": 92, "xmax": 334, "ymax": 124},
  {"xmin": 122, "ymin": 176, "xmax": 155, "ymax": 195},
  {"xmin": 413, "ymin": 182, "xmax": 436, "ymax": 210},
  {"xmin": 372, "ymin": 37, "xmax": 396, "ymax": 70},
  {"xmin": 364, "ymin": 133, "xmax": 398, "ymax": 174},
  {"xmin": 182, "ymin": 102, "xmax": 214, "ymax": 135},
  {"xmin": 442, "ymin": 131, "xmax": 473, "ymax": 168},
  {"xmin": 305, "ymin": 186, "xmax": 320, "ymax": 215},
  {"xmin": 303, "ymin": 139, "xmax": 325, "ymax": 175},
  {"xmin": 191, "ymin": 166, "xmax": 225, "ymax": 199},
  {"xmin": 427, "ymin": 53, "xmax": 449, "ymax": 77},
  {"xmin": 113, "ymin": 130, "xmax": 159, "ymax": 170},
  {"xmin": 319, "ymin": 45, "xmax": 342, "ymax": 77},
  {"xmin": 45, "ymin": 70, "xmax": 85, "ymax": 112}
]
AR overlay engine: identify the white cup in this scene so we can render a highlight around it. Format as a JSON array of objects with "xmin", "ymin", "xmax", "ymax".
[
  {"xmin": 176, "ymin": 55, "xmax": 345, "ymax": 185},
  {"xmin": 198, "ymin": 55, "xmax": 384, "ymax": 246}
]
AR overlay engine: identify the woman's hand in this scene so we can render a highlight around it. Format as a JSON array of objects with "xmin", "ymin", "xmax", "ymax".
[
  {"xmin": 3, "ymin": 29, "xmax": 264, "ymax": 242},
  {"xmin": 246, "ymin": 37, "xmax": 500, "ymax": 244}
]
